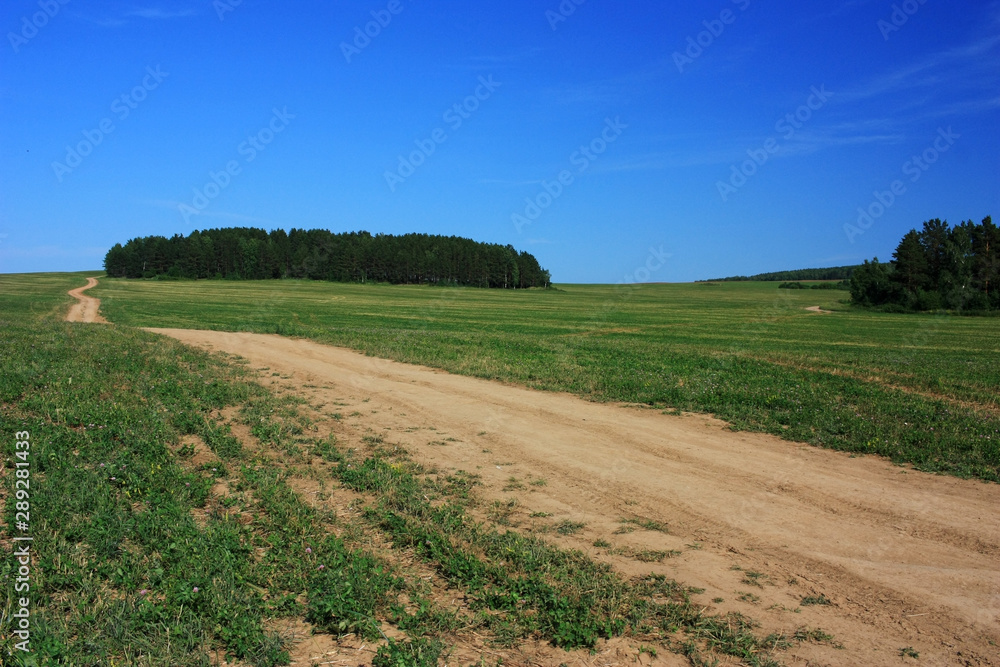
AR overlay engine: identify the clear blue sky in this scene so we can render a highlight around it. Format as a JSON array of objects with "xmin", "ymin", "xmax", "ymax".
[{"xmin": 1, "ymin": 0, "xmax": 998, "ymax": 282}]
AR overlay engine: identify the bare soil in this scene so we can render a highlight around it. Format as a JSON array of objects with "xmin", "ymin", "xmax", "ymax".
[
  {"xmin": 66, "ymin": 276, "xmax": 108, "ymax": 323},
  {"xmin": 145, "ymin": 327, "xmax": 1000, "ymax": 667}
]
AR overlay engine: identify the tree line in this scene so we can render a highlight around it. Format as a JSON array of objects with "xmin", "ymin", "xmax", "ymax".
[
  {"xmin": 104, "ymin": 228, "xmax": 552, "ymax": 289},
  {"xmin": 850, "ymin": 216, "xmax": 998, "ymax": 311},
  {"xmin": 707, "ymin": 265, "xmax": 860, "ymax": 282},
  {"xmin": 778, "ymin": 281, "xmax": 850, "ymax": 290}
]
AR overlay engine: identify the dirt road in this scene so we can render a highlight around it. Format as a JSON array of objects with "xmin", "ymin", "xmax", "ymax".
[
  {"xmin": 66, "ymin": 277, "xmax": 108, "ymax": 323},
  {"xmin": 148, "ymin": 327, "xmax": 1000, "ymax": 666}
]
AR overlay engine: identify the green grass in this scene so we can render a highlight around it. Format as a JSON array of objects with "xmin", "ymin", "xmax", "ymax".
[
  {"xmin": 1, "ymin": 272, "xmax": 809, "ymax": 666},
  {"xmin": 555, "ymin": 520, "xmax": 586, "ymax": 535},
  {"xmin": 0, "ymin": 274, "xmax": 445, "ymax": 665},
  {"xmin": 800, "ymin": 595, "xmax": 832, "ymax": 606},
  {"xmin": 319, "ymin": 441, "xmax": 789, "ymax": 662},
  {"xmin": 91, "ymin": 277, "xmax": 1000, "ymax": 482}
]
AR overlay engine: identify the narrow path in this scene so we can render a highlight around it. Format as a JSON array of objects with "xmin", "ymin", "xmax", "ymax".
[
  {"xmin": 66, "ymin": 277, "xmax": 108, "ymax": 323},
  {"xmin": 805, "ymin": 305, "xmax": 832, "ymax": 313},
  {"xmin": 147, "ymin": 327, "xmax": 1000, "ymax": 667}
]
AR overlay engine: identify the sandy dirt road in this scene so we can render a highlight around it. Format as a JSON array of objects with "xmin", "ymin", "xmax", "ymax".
[
  {"xmin": 147, "ymin": 327, "xmax": 1000, "ymax": 666},
  {"xmin": 66, "ymin": 277, "xmax": 108, "ymax": 323}
]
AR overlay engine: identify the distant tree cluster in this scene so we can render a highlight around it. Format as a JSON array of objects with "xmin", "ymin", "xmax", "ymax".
[
  {"xmin": 104, "ymin": 228, "xmax": 551, "ymax": 289},
  {"xmin": 851, "ymin": 216, "xmax": 998, "ymax": 311},
  {"xmin": 778, "ymin": 281, "xmax": 850, "ymax": 290},
  {"xmin": 707, "ymin": 265, "xmax": 860, "ymax": 282}
]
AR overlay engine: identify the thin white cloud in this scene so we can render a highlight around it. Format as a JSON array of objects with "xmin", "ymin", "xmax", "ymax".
[
  {"xmin": 914, "ymin": 96, "xmax": 1000, "ymax": 120},
  {"xmin": 73, "ymin": 14, "xmax": 128, "ymax": 27},
  {"xmin": 839, "ymin": 35, "xmax": 1000, "ymax": 104},
  {"xmin": 581, "ymin": 127, "xmax": 905, "ymax": 174},
  {"xmin": 542, "ymin": 61, "xmax": 675, "ymax": 107},
  {"xmin": 478, "ymin": 178, "xmax": 543, "ymax": 187},
  {"xmin": 779, "ymin": 130, "xmax": 907, "ymax": 156},
  {"xmin": 72, "ymin": 6, "xmax": 199, "ymax": 27},
  {"xmin": 544, "ymin": 81, "xmax": 631, "ymax": 106},
  {"xmin": 125, "ymin": 7, "xmax": 199, "ymax": 20},
  {"xmin": 145, "ymin": 200, "xmax": 284, "ymax": 227},
  {"xmin": 467, "ymin": 47, "xmax": 545, "ymax": 65},
  {"xmin": 0, "ymin": 245, "xmax": 106, "ymax": 259}
]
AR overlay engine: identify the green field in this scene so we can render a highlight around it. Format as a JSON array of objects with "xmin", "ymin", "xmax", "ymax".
[
  {"xmin": 4, "ymin": 273, "xmax": 827, "ymax": 666},
  {"xmin": 93, "ymin": 276, "xmax": 1000, "ymax": 482},
  {"xmin": 3, "ymin": 272, "xmax": 997, "ymax": 666}
]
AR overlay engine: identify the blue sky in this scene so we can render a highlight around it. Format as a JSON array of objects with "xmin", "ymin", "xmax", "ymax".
[{"xmin": 1, "ymin": 0, "xmax": 998, "ymax": 282}]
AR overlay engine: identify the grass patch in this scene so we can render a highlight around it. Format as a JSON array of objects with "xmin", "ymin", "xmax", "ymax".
[
  {"xmin": 555, "ymin": 520, "xmax": 586, "ymax": 536},
  {"xmin": 0, "ymin": 275, "xmax": 454, "ymax": 666},
  {"xmin": 742, "ymin": 571, "xmax": 768, "ymax": 587},
  {"xmin": 620, "ymin": 517, "xmax": 669, "ymax": 533},
  {"xmin": 800, "ymin": 594, "xmax": 832, "ymax": 606},
  {"xmin": 0, "ymin": 274, "xmax": 863, "ymax": 665},
  {"xmin": 93, "ymin": 277, "xmax": 1000, "ymax": 483},
  {"xmin": 322, "ymin": 429, "xmax": 791, "ymax": 662},
  {"xmin": 795, "ymin": 627, "xmax": 835, "ymax": 643},
  {"xmin": 502, "ymin": 477, "xmax": 525, "ymax": 491}
]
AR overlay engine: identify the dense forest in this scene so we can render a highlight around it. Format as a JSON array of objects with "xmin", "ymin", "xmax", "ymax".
[
  {"xmin": 778, "ymin": 281, "xmax": 850, "ymax": 290},
  {"xmin": 707, "ymin": 265, "xmax": 860, "ymax": 282},
  {"xmin": 104, "ymin": 228, "xmax": 551, "ymax": 289},
  {"xmin": 851, "ymin": 216, "xmax": 998, "ymax": 311}
]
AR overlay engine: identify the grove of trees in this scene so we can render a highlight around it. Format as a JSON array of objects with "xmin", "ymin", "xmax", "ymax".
[
  {"xmin": 104, "ymin": 228, "xmax": 551, "ymax": 289},
  {"xmin": 850, "ymin": 216, "xmax": 998, "ymax": 311},
  {"xmin": 709, "ymin": 265, "xmax": 859, "ymax": 282}
]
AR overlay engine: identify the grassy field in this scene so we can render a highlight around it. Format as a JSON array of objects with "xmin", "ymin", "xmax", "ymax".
[
  {"xmin": 93, "ymin": 277, "xmax": 1000, "ymax": 482},
  {"xmin": 4, "ymin": 273, "xmax": 828, "ymax": 666}
]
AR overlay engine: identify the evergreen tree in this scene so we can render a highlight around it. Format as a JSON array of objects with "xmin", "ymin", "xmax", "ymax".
[
  {"xmin": 891, "ymin": 230, "xmax": 928, "ymax": 303},
  {"xmin": 850, "ymin": 258, "xmax": 894, "ymax": 307},
  {"xmin": 971, "ymin": 215, "xmax": 998, "ymax": 306},
  {"xmin": 852, "ymin": 216, "xmax": 995, "ymax": 312},
  {"xmin": 918, "ymin": 218, "xmax": 950, "ymax": 291}
]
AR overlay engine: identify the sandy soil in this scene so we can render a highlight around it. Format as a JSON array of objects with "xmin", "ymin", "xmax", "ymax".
[
  {"xmin": 804, "ymin": 305, "xmax": 831, "ymax": 314},
  {"xmin": 146, "ymin": 327, "xmax": 1000, "ymax": 666},
  {"xmin": 66, "ymin": 277, "xmax": 108, "ymax": 323}
]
